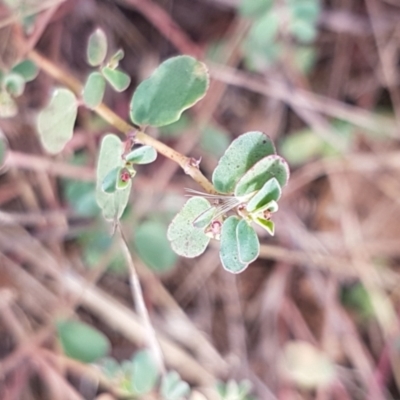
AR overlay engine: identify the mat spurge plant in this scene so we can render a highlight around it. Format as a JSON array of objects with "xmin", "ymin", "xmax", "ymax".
[
  {"xmin": 167, "ymin": 131, "xmax": 289, "ymax": 273},
  {"xmin": 31, "ymin": 27, "xmax": 290, "ymax": 275}
]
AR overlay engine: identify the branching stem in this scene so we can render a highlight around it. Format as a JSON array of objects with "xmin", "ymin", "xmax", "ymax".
[{"xmin": 27, "ymin": 49, "xmax": 217, "ymax": 194}]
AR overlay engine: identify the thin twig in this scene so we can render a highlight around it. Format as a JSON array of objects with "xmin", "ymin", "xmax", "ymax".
[{"xmin": 117, "ymin": 225, "xmax": 166, "ymax": 375}]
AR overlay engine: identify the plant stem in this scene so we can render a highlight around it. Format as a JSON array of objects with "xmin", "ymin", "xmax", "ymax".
[
  {"xmin": 117, "ymin": 225, "xmax": 166, "ymax": 375},
  {"xmin": 28, "ymin": 49, "xmax": 217, "ymax": 194}
]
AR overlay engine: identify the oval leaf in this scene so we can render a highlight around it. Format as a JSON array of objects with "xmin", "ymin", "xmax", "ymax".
[
  {"xmin": 56, "ymin": 319, "xmax": 110, "ymax": 363},
  {"xmin": 125, "ymin": 145, "xmax": 157, "ymax": 164},
  {"xmin": 107, "ymin": 49, "xmax": 125, "ymax": 69},
  {"xmin": 130, "ymin": 350, "xmax": 159, "ymax": 394},
  {"xmin": 12, "ymin": 59, "xmax": 38, "ymax": 82},
  {"xmin": 4, "ymin": 73, "xmax": 25, "ymax": 97},
  {"xmin": 246, "ymin": 177, "xmax": 281, "ymax": 213},
  {"xmin": 130, "ymin": 55, "xmax": 209, "ymax": 127},
  {"xmin": 37, "ymin": 88, "xmax": 78, "ymax": 154},
  {"xmin": 161, "ymin": 371, "xmax": 190, "ymax": 400},
  {"xmin": 82, "ymin": 72, "xmax": 106, "ymax": 109},
  {"xmin": 236, "ymin": 219, "xmax": 259, "ymax": 264},
  {"xmin": 212, "ymin": 131, "xmax": 276, "ymax": 194},
  {"xmin": 102, "ymin": 67, "xmax": 130, "ymax": 92},
  {"xmin": 135, "ymin": 220, "xmax": 178, "ymax": 272},
  {"xmin": 87, "ymin": 28, "xmax": 108, "ymax": 67},
  {"xmin": 101, "ymin": 166, "xmax": 119, "ymax": 193},
  {"xmin": 234, "ymin": 155, "xmax": 289, "ymax": 197},
  {"xmin": 0, "ymin": 90, "xmax": 17, "ymax": 118},
  {"xmin": 96, "ymin": 134, "xmax": 131, "ymax": 221},
  {"xmin": 167, "ymin": 197, "xmax": 211, "ymax": 258},
  {"xmin": 220, "ymin": 216, "xmax": 248, "ymax": 274},
  {"xmin": 254, "ymin": 217, "xmax": 275, "ymax": 235}
]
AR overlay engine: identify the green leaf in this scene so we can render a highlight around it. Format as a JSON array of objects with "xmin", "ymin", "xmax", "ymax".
[
  {"xmin": 234, "ymin": 155, "xmax": 289, "ymax": 197},
  {"xmin": 200, "ymin": 126, "xmax": 230, "ymax": 158},
  {"xmin": 246, "ymin": 11, "xmax": 279, "ymax": 46},
  {"xmin": 193, "ymin": 206, "xmax": 216, "ymax": 229},
  {"xmin": 289, "ymin": 19, "xmax": 318, "ymax": 43},
  {"xmin": 246, "ymin": 178, "xmax": 281, "ymax": 213},
  {"xmin": 212, "ymin": 131, "xmax": 276, "ymax": 194},
  {"xmin": 125, "ymin": 145, "xmax": 157, "ymax": 164},
  {"xmin": 101, "ymin": 166, "xmax": 120, "ymax": 193},
  {"xmin": 116, "ymin": 168, "xmax": 132, "ymax": 190},
  {"xmin": 0, "ymin": 133, "xmax": 8, "ymax": 170},
  {"xmin": 220, "ymin": 216, "xmax": 248, "ymax": 274},
  {"xmin": 87, "ymin": 28, "xmax": 108, "ymax": 67},
  {"xmin": 11, "ymin": 60, "xmax": 38, "ymax": 82},
  {"xmin": 4, "ymin": 73, "xmax": 25, "ymax": 96},
  {"xmin": 254, "ymin": 218, "xmax": 275, "ymax": 235},
  {"xmin": 82, "ymin": 72, "xmax": 106, "ymax": 109},
  {"xmin": 238, "ymin": 0, "xmax": 273, "ymax": 17},
  {"xmin": 107, "ymin": 49, "xmax": 125, "ymax": 69},
  {"xmin": 130, "ymin": 55, "xmax": 209, "ymax": 127},
  {"xmin": 64, "ymin": 180, "xmax": 99, "ymax": 217},
  {"xmin": 161, "ymin": 371, "xmax": 190, "ymax": 400},
  {"xmin": 289, "ymin": 1, "xmax": 321, "ymax": 22},
  {"xmin": 236, "ymin": 220, "xmax": 259, "ymax": 264},
  {"xmin": 167, "ymin": 197, "xmax": 211, "ymax": 258},
  {"xmin": 0, "ymin": 89, "xmax": 17, "ymax": 118},
  {"xmin": 130, "ymin": 350, "xmax": 159, "ymax": 394},
  {"xmin": 96, "ymin": 134, "xmax": 131, "ymax": 221},
  {"xmin": 102, "ymin": 67, "xmax": 131, "ymax": 92},
  {"xmin": 56, "ymin": 319, "xmax": 110, "ymax": 363},
  {"xmin": 134, "ymin": 220, "xmax": 178, "ymax": 272},
  {"xmin": 37, "ymin": 88, "xmax": 77, "ymax": 154}
]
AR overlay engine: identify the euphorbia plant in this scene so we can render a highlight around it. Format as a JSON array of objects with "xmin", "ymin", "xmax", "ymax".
[{"xmin": 30, "ymin": 28, "xmax": 290, "ymax": 274}]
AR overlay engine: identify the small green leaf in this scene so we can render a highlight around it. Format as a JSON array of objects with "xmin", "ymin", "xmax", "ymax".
[
  {"xmin": 56, "ymin": 319, "xmax": 110, "ymax": 363},
  {"xmin": 246, "ymin": 178, "xmax": 281, "ymax": 213},
  {"xmin": 116, "ymin": 168, "xmax": 132, "ymax": 190},
  {"xmin": 200, "ymin": 126, "xmax": 230, "ymax": 158},
  {"xmin": 11, "ymin": 59, "xmax": 38, "ymax": 82},
  {"xmin": 161, "ymin": 371, "xmax": 190, "ymax": 400},
  {"xmin": 167, "ymin": 197, "xmax": 211, "ymax": 258},
  {"xmin": 96, "ymin": 134, "xmax": 131, "ymax": 221},
  {"xmin": 64, "ymin": 180, "xmax": 99, "ymax": 217},
  {"xmin": 102, "ymin": 67, "xmax": 131, "ymax": 92},
  {"xmin": 254, "ymin": 218, "xmax": 275, "ymax": 235},
  {"xmin": 130, "ymin": 55, "xmax": 209, "ymax": 127},
  {"xmin": 212, "ymin": 131, "xmax": 276, "ymax": 194},
  {"xmin": 236, "ymin": 219, "xmax": 259, "ymax": 264},
  {"xmin": 246, "ymin": 11, "xmax": 280, "ymax": 46},
  {"xmin": 130, "ymin": 350, "xmax": 159, "ymax": 394},
  {"xmin": 37, "ymin": 88, "xmax": 78, "ymax": 154},
  {"xmin": 289, "ymin": 19, "xmax": 318, "ymax": 43},
  {"xmin": 87, "ymin": 28, "xmax": 108, "ymax": 67},
  {"xmin": 4, "ymin": 73, "xmax": 25, "ymax": 96},
  {"xmin": 220, "ymin": 216, "xmax": 248, "ymax": 274},
  {"xmin": 134, "ymin": 220, "xmax": 178, "ymax": 272},
  {"xmin": 101, "ymin": 166, "xmax": 119, "ymax": 193},
  {"xmin": 238, "ymin": 0, "xmax": 273, "ymax": 17},
  {"xmin": 82, "ymin": 72, "xmax": 106, "ymax": 109},
  {"xmin": 125, "ymin": 145, "xmax": 157, "ymax": 164},
  {"xmin": 107, "ymin": 49, "xmax": 125, "ymax": 69},
  {"xmin": 0, "ymin": 133, "xmax": 8, "ymax": 170},
  {"xmin": 0, "ymin": 90, "xmax": 17, "ymax": 118},
  {"xmin": 234, "ymin": 155, "xmax": 289, "ymax": 197}
]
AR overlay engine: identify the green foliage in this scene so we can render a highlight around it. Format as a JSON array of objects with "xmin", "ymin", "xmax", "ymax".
[
  {"xmin": 3, "ymin": 73, "xmax": 25, "ymax": 97},
  {"xmin": 56, "ymin": 319, "xmax": 110, "ymax": 363},
  {"xmin": 212, "ymin": 131, "xmax": 275, "ymax": 194},
  {"xmin": 167, "ymin": 197, "xmax": 211, "ymax": 257},
  {"xmin": 82, "ymin": 72, "xmax": 106, "ymax": 108},
  {"xmin": 200, "ymin": 126, "xmax": 230, "ymax": 158},
  {"xmin": 168, "ymin": 131, "xmax": 289, "ymax": 274},
  {"xmin": 130, "ymin": 350, "xmax": 159, "ymax": 394},
  {"xmin": 217, "ymin": 379, "xmax": 255, "ymax": 400},
  {"xmin": 125, "ymin": 145, "xmax": 157, "ymax": 164},
  {"xmin": 130, "ymin": 56, "xmax": 209, "ymax": 127},
  {"xmin": 0, "ymin": 89, "xmax": 17, "ymax": 118},
  {"xmin": 0, "ymin": 133, "xmax": 8, "ymax": 171},
  {"xmin": 64, "ymin": 180, "xmax": 99, "ymax": 217},
  {"xmin": 87, "ymin": 28, "xmax": 108, "ymax": 67},
  {"xmin": 11, "ymin": 59, "xmax": 38, "ymax": 82},
  {"xmin": 160, "ymin": 371, "xmax": 190, "ymax": 400},
  {"xmin": 101, "ymin": 67, "xmax": 131, "ymax": 92},
  {"xmin": 238, "ymin": 0, "xmax": 273, "ymax": 18},
  {"xmin": 341, "ymin": 283, "xmax": 374, "ymax": 320},
  {"xmin": 96, "ymin": 134, "xmax": 131, "ymax": 221},
  {"xmin": 134, "ymin": 220, "xmax": 178, "ymax": 272},
  {"xmin": 37, "ymin": 88, "xmax": 78, "ymax": 154}
]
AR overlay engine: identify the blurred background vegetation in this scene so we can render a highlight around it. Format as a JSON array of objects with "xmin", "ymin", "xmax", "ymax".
[{"xmin": 1, "ymin": 0, "xmax": 400, "ymax": 399}]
